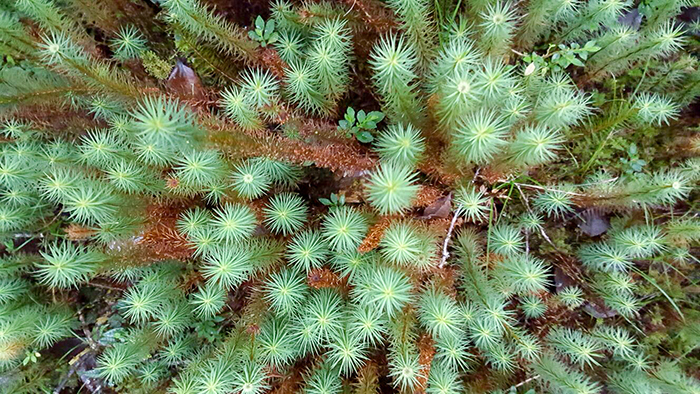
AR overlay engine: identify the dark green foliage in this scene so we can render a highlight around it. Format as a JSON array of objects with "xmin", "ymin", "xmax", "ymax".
[{"xmin": 0, "ymin": 0, "xmax": 698, "ymax": 393}]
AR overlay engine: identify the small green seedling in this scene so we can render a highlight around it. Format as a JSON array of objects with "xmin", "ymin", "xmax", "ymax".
[
  {"xmin": 524, "ymin": 40, "xmax": 601, "ymax": 76},
  {"xmin": 620, "ymin": 143, "xmax": 647, "ymax": 174},
  {"xmin": 338, "ymin": 107, "xmax": 384, "ymax": 143},
  {"xmin": 248, "ymin": 16, "xmax": 278, "ymax": 47},
  {"xmin": 319, "ymin": 193, "xmax": 346, "ymax": 207}
]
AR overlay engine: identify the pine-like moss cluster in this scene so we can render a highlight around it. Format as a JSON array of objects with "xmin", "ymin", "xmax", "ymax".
[{"xmin": 0, "ymin": 0, "xmax": 699, "ymax": 393}]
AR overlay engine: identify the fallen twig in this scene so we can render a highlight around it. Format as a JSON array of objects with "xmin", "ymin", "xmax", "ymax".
[{"xmin": 438, "ymin": 209, "xmax": 460, "ymax": 269}]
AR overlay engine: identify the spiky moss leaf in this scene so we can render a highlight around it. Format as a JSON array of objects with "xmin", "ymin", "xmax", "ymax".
[
  {"xmin": 503, "ymin": 93, "xmax": 530, "ymax": 124},
  {"xmin": 233, "ymin": 361, "xmax": 269, "ymax": 394},
  {"xmin": 326, "ymin": 328, "xmax": 368, "ymax": 376},
  {"xmin": 96, "ymin": 343, "xmax": 140, "ymax": 384},
  {"xmin": 479, "ymin": 296, "xmax": 517, "ymax": 334},
  {"xmin": 274, "ymin": 29, "xmax": 305, "ymax": 63},
  {"xmin": 139, "ymin": 360, "xmax": 168, "ymax": 386},
  {"xmin": 321, "ymin": 206, "xmax": 368, "ymax": 252},
  {"xmin": 286, "ymin": 230, "xmax": 329, "ymax": 272},
  {"xmin": 507, "ymin": 124, "xmax": 564, "ymax": 167},
  {"xmin": 77, "ymin": 128, "xmax": 128, "ymax": 167},
  {"xmin": 519, "ymin": 294, "xmax": 547, "ymax": 319},
  {"xmin": 194, "ymin": 358, "xmax": 236, "ymax": 394},
  {"xmin": 633, "ymin": 92, "xmax": 680, "ymax": 126},
  {"xmin": 153, "ymin": 301, "xmax": 192, "ymax": 339},
  {"xmin": 560, "ymin": 0, "xmax": 630, "ymax": 42},
  {"xmin": 426, "ymin": 36, "xmax": 479, "ymax": 94},
  {"xmin": 32, "ymin": 312, "xmax": 75, "ymax": 349},
  {"xmin": 468, "ymin": 317, "xmax": 501, "ymax": 351},
  {"xmin": 533, "ymin": 188, "xmax": 575, "ymax": 219},
  {"xmin": 176, "ymin": 207, "xmax": 211, "ymax": 238},
  {"xmin": 591, "ymin": 325, "xmax": 637, "ymax": 360},
  {"xmin": 119, "ymin": 282, "xmax": 171, "ymax": 325},
  {"xmin": 301, "ymin": 288, "xmax": 344, "ymax": 341},
  {"xmin": 474, "ymin": 59, "xmax": 517, "ymax": 104},
  {"xmin": 263, "ymin": 193, "xmax": 307, "ymax": 235},
  {"xmin": 484, "ymin": 341, "xmax": 517, "ymax": 372},
  {"xmin": 160, "ymin": 335, "xmax": 195, "ymax": 366},
  {"xmin": 0, "ymin": 153, "xmax": 37, "ymax": 191},
  {"xmin": 0, "ymin": 277, "xmax": 28, "ymax": 304},
  {"xmin": 384, "ymin": 0, "xmax": 436, "ymax": 69},
  {"xmin": 558, "ymin": 286, "xmax": 584, "ymax": 308},
  {"xmin": 427, "ymin": 366, "xmax": 463, "ymax": 394},
  {"xmin": 293, "ymin": 316, "xmax": 324, "ymax": 357},
  {"xmin": 418, "ymin": 288, "xmax": 464, "ymax": 340},
  {"xmin": 0, "ymin": 205, "xmax": 33, "ymax": 233},
  {"xmin": 204, "ymin": 182, "xmax": 228, "ymax": 205},
  {"xmin": 379, "ymin": 221, "xmax": 430, "ymax": 266},
  {"xmin": 433, "ymin": 334, "xmax": 472, "ymax": 371},
  {"xmin": 665, "ymin": 218, "xmax": 700, "ymax": 245},
  {"xmin": 488, "ymin": 224, "xmax": 524, "ymax": 257},
  {"xmin": 348, "ymin": 303, "xmax": 387, "ymax": 347},
  {"xmin": 35, "ymin": 241, "xmax": 101, "ymax": 288},
  {"xmin": 451, "ymin": 109, "xmax": 509, "ymax": 165},
  {"xmin": 374, "ymin": 123, "xmax": 426, "ymax": 167},
  {"xmin": 388, "ymin": 349, "xmax": 423, "ymax": 392},
  {"xmin": 365, "ymin": 163, "xmax": 419, "ymax": 215},
  {"xmin": 369, "ymin": 32, "xmax": 418, "ymax": 94},
  {"xmin": 210, "ymin": 203, "xmax": 257, "ymax": 244},
  {"xmin": 330, "ymin": 251, "xmax": 373, "ymax": 283},
  {"xmin": 0, "ymin": 119, "xmax": 32, "ymax": 140},
  {"xmin": 514, "ymin": 330, "xmax": 542, "ymax": 362},
  {"xmin": 283, "ymin": 60, "xmax": 331, "ymax": 116},
  {"xmin": 133, "ymin": 138, "xmax": 174, "ymax": 167},
  {"xmin": 534, "ymin": 354, "xmax": 602, "ymax": 394},
  {"xmin": 435, "ymin": 67, "xmax": 481, "ymax": 129},
  {"xmin": 37, "ymin": 168, "xmax": 79, "ymax": 205},
  {"xmin": 306, "ymin": 18, "xmax": 352, "ymax": 99},
  {"xmin": 111, "ymin": 25, "xmax": 146, "ymax": 60},
  {"xmin": 369, "ymin": 266, "xmax": 413, "ymax": 318},
  {"xmin": 547, "ymin": 327, "xmax": 604, "ymax": 367},
  {"xmin": 646, "ymin": 169, "xmax": 694, "ymax": 206},
  {"xmin": 534, "ymin": 80, "xmax": 592, "ymax": 129},
  {"xmin": 160, "ymin": 0, "xmax": 258, "ymax": 62},
  {"xmin": 304, "ymin": 362, "xmax": 342, "ymax": 394},
  {"xmin": 62, "ymin": 183, "xmax": 120, "ymax": 226},
  {"xmin": 131, "ymin": 95, "xmax": 199, "ymax": 154},
  {"xmin": 190, "ymin": 284, "xmax": 226, "ymax": 319},
  {"xmin": 220, "ymin": 86, "xmax": 263, "ymax": 131},
  {"xmin": 173, "ymin": 149, "xmax": 227, "ymax": 189},
  {"xmin": 611, "ymin": 225, "xmax": 665, "ymax": 258},
  {"xmin": 188, "ymin": 226, "xmax": 220, "ymax": 258},
  {"xmin": 40, "ymin": 139, "xmax": 76, "ymax": 167},
  {"xmin": 477, "ymin": 1, "xmax": 518, "ymax": 57},
  {"xmin": 250, "ymin": 157, "xmax": 302, "ymax": 187},
  {"xmin": 608, "ymin": 370, "xmax": 657, "ymax": 394},
  {"xmin": 239, "ymin": 68, "xmax": 279, "ymax": 108},
  {"xmin": 231, "ymin": 159, "xmax": 271, "ymax": 200},
  {"xmin": 497, "ymin": 255, "xmax": 551, "ymax": 295},
  {"xmin": 1, "ymin": 185, "xmax": 39, "ymax": 208},
  {"xmin": 38, "ymin": 31, "xmax": 83, "ymax": 65},
  {"xmin": 369, "ymin": 33, "xmax": 423, "ymax": 124},
  {"xmin": 312, "ymin": 17, "xmax": 353, "ymax": 53},
  {"xmin": 263, "ymin": 268, "xmax": 308, "ymax": 316},
  {"xmin": 258, "ymin": 317, "xmax": 296, "ymax": 367},
  {"xmin": 201, "ymin": 246, "xmax": 253, "ymax": 290},
  {"xmin": 578, "ymin": 242, "xmax": 633, "ymax": 272},
  {"xmin": 106, "ymin": 160, "xmax": 158, "ymax": 194},
  {"xmin": 600, "ymin": 287, "xmax": 640, "ymax": 318},
  {"xmin": 454, "ymin": 184, "xmax": 490, "ymax": 223}
]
